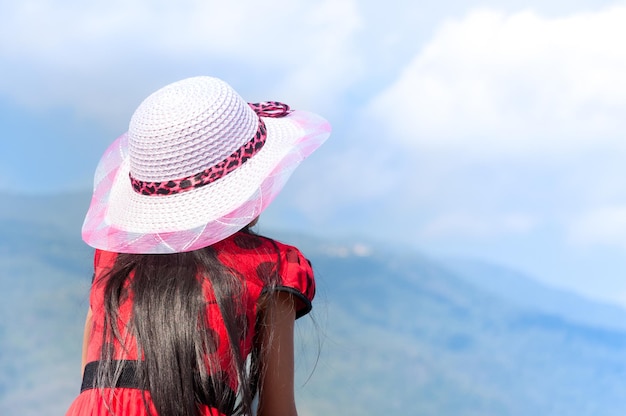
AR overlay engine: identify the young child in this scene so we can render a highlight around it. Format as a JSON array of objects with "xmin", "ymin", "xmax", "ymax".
[{"xmin": 66, "ymin": 76, "xmax": 331, "ymax": 416}]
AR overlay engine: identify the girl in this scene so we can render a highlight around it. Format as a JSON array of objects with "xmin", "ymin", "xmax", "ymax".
[{"xmin": 66, "ymin": 76, "xmax": 331, "ymax": 416}]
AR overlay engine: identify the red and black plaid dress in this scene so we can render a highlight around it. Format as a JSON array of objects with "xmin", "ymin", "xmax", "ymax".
[{"xmin": 66, "ymin": 231, "xmax": 315, "ymax": 416}]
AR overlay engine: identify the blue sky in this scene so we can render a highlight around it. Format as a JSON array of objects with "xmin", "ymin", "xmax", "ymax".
[{"xmin": 2, "ymin": 0, "xmax": 626, "ymax": 307}]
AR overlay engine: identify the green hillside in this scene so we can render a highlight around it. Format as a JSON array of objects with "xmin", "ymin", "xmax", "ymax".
[{"xmin": 297, "ymin": 249, "xmax": 626, "ymax": 415}]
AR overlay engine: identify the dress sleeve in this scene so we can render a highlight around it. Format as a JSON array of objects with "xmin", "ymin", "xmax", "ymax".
[
  {"xmin": 274, "ymin": 246, "xmax": 316, "ymax": 319},
  {"xmin": 93, "ymin": 249, "xmax": 117, "ymax": 278},
  {"xmin": 91, "ymin": 249, "xmax": 101, "ymax": 283},
  {"xmin": 90, "ymin": 249, "xmax": 117, "ymax": 306}
]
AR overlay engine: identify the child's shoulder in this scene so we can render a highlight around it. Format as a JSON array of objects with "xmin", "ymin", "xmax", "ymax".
[
  {"xmin": 215, "ymin": 232, "xmax": 310, "ymax": 275},
  {"xmin": 217, "ymin": 232, "xmax": 305, "ymax": 255}
]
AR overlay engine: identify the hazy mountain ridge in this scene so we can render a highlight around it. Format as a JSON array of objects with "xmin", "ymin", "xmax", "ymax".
[
  {"xmin": 302, "ymin": 250, "xmax": 626, "ymax": 415},
  {"xmin": 2, "ymin": 193, "xmax": 626, "ymax": 415},
  {"xmin": 0, "ymin": 193, "xmax": 92, "ymax": 415},
  {"xmin": 446, "ymin": 258, "xmax": 626, "ymax": 332}
]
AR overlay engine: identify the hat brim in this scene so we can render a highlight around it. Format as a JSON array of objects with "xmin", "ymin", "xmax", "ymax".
[{"xmin": 82, "ymin": 111, "xmax": 331, "ymax": 254}]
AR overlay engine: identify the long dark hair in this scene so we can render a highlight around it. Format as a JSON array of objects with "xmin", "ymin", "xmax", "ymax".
[{"xmin": 95, "ymin": 231, "xmax": 280, "ymax": 416}]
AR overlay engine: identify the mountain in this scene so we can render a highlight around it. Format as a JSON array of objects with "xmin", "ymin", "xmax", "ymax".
[
  {"xmin": 0, "ymin": 192, "xmax": 93, "ymax": 416},
  {"xmin": 445, "ymin": 258, "xmax": 626, "ymax": 332},
  {"xmin": 295, "ymin": 244, "xmax": 626, "ymax": 415},
  {"xmin": 2, "ymin": 193, "xmax": 626, "ymax": 415}
]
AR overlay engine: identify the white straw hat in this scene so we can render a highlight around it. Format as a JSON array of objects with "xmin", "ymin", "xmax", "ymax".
[{"xmin": 82, "ymin": 76, "xmax": 331, "ymax": 254}]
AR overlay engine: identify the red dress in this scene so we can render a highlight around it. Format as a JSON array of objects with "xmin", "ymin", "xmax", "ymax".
[{"xmin": 66, "ymin": 232, "xmax": 315, "ymax": 416}]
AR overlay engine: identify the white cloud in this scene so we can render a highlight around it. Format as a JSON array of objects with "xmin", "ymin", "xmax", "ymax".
[
  {"xmin": 569, "ymin": 205, "xmax": 626, "ymax": 249},
  {"xmin": 0, "ymin": 0, "xmax": 362, "ymax": 122},
  {"xmin": 421, "ymin": 212, "xmax": 537, "ymax": 239},
  {"xmin": 0, "ymin": 0, "xmax": 351, "ymax": 61},
  {"xmin": 367, "ymin": 6, "xmax": 626, "ymax": 156}
]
